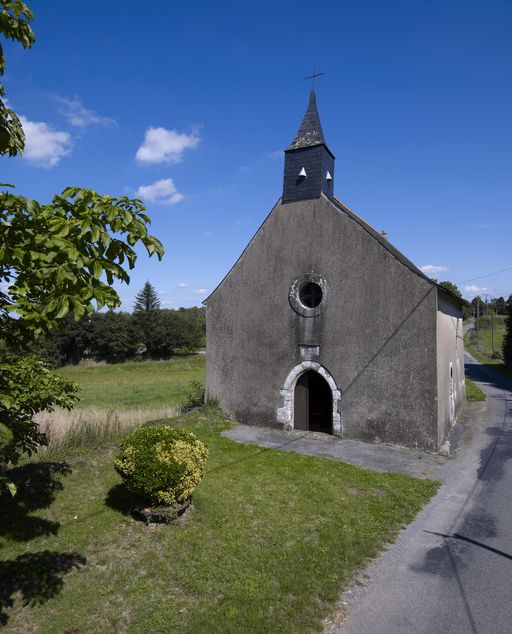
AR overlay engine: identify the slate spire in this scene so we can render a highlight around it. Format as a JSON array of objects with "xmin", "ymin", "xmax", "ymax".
[
  {"xmin": 287, "ymin": 91, "xmax": 327, "ymax": 150},
  {"xmin": 282, "ymin": 91, "xmax": 335, "ymax": 203}
]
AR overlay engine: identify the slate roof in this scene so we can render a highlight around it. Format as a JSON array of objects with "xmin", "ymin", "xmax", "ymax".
[{"xmin": 287, "ymin": 91, "xmax": 327, "ymax": 151}]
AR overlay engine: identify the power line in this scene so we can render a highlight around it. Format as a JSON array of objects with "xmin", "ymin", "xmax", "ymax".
[{"xmin": 456, "ymin": 265, "xmax": 512, "ymax": 286}]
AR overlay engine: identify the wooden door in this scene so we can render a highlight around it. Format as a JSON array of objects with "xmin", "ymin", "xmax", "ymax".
[{"xmin": 294, "ymin": 373, "xmax": 309, "ymax": 430}]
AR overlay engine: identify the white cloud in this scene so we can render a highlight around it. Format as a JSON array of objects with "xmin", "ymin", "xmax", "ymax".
[
  {"xmin": 135, "ymin": 127, "xmax": 200, "ymax": 164},
  {"xmin": 55, "ymin": 96, "xmax": 116, "ymax": 128},
  {"xmin": 177, "ymin": 282, "xmax": 189, "ymax": 288},
  {"xmin": 20, "ymin": 115, "xmax": 71, "ymax": 167},
  {"xmin": 161, "ymin": 300, "xmax": 174, "ymax": 306},
  {"xmin": 135, "ymin": 178, "xmax": 184, "ymax": 206},
  {"xmin": 266, "ymin": 150, "xmax": 283, "ymax": 160},
  {"xmin": 420, "ymin": 264, "xmax": 449, "ymax": 274},
  {"xmin": 193, "ymin": 288, "xmax": 208, "ymax": 295},
  {"xmin": 463, "ymin": 285, "xmax": 491, "ymax": 294}
]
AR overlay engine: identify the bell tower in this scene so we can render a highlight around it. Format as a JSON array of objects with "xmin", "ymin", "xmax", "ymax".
[{"xmin": 282, "ymin": 91, "xmax": 335, "ymax": 203}]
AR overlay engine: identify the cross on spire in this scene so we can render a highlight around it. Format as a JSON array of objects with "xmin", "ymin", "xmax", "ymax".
[{"xmin": 304, "ymin": 68, "xmax": 324, "ymax": 91}]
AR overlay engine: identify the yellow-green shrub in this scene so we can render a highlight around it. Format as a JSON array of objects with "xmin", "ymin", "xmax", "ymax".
[{"xmin": 114, "ymin": 425, "xmax": 208, "ymax": 505}]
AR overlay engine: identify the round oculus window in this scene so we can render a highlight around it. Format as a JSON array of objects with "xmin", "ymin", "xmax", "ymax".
[
  {"xmin": 299, "ymin": 281, "xmax": 323, "ymax": 308},
  {"xmin": 289, "ymin": 273, "xmax": 328, "ymax": 317}
]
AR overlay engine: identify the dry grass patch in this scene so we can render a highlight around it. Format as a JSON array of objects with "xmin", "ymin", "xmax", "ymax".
[{"xmin": 35, "ymin": 406, "xmax": 181, "ymax": 452}]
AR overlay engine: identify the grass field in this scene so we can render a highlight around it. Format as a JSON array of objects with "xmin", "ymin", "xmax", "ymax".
[
  {"xmin": 57, "ymin": 355, "xmax": 205, "ymax": 409},
  {"xmin": 1, "ymin": 407, "xmax": 438, "ymax": 633},
  {"xmin": 471, "ymin": 316, "xmax": 505, "ymax": 354},
  {"xmin": 1, "ymin": 359, "xmax": 440, "ymax": 632},
  {"xmin": 465, "ymin": 319, "xmax": 512, "ymax": 379}
]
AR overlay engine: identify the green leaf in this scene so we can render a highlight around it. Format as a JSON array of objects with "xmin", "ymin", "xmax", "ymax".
[
  {"xmin": 55, "ymin": 298, "xmax": 69, "ymax": 319},
  {"xmin": 0, "ymin": 394, "xmax": 14, "ymax": 409},
  {"xmin": 92, "ymin": 260, "xmax": 102, "ymax": 279},
  {"xmin": 0, "ymin": 422, "xmax": 14, "ymax": 448},
  {"xmin": 71, "ymin": 298, "xmax": 86, "ymax": 319}
]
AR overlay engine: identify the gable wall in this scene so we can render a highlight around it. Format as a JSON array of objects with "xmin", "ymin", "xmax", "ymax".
[{"xmin": 206, "ymin": 195, "xmax": 439, "ymax": 450}]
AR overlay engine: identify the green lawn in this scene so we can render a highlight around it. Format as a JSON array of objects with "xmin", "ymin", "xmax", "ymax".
[
  {"xmin": 465, "ymin": 322, "xmax": 512, "ymax": 379},
  {"xmin": 476, "ymin": 316, "xmax": 505, "ymax": 353},
  {"xmin": 57, "ymin": 355, "xmax": 205, "ymax": 409},
  {"xmin": 0, "ymin": 407, "xmax": 439, "ymax": 633},
  {"xmin": 465, "ymin": 376, "xmax": 486, "ymax": 401}
]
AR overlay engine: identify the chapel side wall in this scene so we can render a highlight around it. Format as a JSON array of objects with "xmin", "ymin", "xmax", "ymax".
[
  {"xmin": 436, "ymin": 292, "xmax": 465, "ymax": 445},
  {"xmin": 206, "ymin": 195, "xmax": 440, "ymax": 450}
]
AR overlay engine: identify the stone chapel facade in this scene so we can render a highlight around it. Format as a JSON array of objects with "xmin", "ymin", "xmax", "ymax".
[{"xmin": 204, "ymin": 91, "xmax": 465, "ymax": 451}]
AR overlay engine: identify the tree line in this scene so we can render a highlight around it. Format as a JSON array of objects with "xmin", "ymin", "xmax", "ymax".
[
  {"xmin": 434, "ymin": 281, "xmax": 512, "ymax": 320},
  {"xmin": 41, "ymin": 282, "xmax": 206, "ymax": 366},
  {"xmin": 468, "ymin": 294, "xmax": 512, "ymax": 318}
]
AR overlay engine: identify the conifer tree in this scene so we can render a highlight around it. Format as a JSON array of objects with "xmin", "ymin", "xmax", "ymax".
[
  {"xmin": 133, "ymin": 281, "xmax": 161, "ymax": 312},
  {"xmin": 503, "ymin": 300, "xmax": 512, "ymax": 368}
]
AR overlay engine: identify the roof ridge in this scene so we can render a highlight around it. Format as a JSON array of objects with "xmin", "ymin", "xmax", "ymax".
[{"xmin": 332, "ymin": 197, "xmax": 384, "ymax": 236}]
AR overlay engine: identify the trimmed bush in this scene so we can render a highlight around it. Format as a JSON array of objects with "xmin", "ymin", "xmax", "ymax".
[{"xmin": 114, "ymin": 425, "xmax": 208, "ymax": 505}]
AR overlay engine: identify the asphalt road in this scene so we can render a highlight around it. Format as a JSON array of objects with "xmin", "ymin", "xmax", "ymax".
[{"xmin": 336, "ymin": 355, "xmax": 512, "ymax": 634}]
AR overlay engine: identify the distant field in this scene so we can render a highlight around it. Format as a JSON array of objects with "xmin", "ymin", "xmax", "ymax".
[
  {"xmin": 57, "ymin": 355, "xmax": 205, "ymax": 409},
  {"xmin": 465, "ymin": 316, "xmax": 512, "ymax": 379},
  {"xmin": 465, "ymin": 317, "xmax": 505, "ymax": 357},
  {"xmin": 474, "ymin": 316, "xmax": 505, "ymax": 354}
]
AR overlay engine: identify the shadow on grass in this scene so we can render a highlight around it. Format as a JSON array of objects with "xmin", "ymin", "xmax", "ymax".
[
  {"xmin": 105, "ymin": 483, "xmax": 141, "ymax": 515},
  {"xmin": 0, "ymin": 462, "xmax": 71, "ymax": 541},
  {"xmin": 0, "ymin": 550, "xmax": 86, "ymax": 626}
]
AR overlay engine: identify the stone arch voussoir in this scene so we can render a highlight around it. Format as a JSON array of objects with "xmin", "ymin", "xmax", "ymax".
[{"xmin": 276, "ymin": 361, "xmax": 342, "ymax": 436}]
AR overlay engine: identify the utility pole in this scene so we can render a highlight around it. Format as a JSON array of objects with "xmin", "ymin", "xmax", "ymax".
[
  {"xmin": 491, "ymin": 309, "xmax": 495, "ymax": 353},
  {"xmin": 476, "ymin": 296, "xmax": 480, "ymax": 338}
]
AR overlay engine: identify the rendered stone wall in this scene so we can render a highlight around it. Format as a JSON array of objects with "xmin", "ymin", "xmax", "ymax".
[
  {"xmin": 436, "ymin": 292, "xmax": 465, "ymax": 446},
  {"xmin": 206, "ymin": 194, "xmax": 439, "ymax": 450}
]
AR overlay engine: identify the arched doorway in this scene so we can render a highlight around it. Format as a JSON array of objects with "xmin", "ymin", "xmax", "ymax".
[
  {"xmin": 276, "ymin": 361, "xmax": 342, "ymax": 435},
  {"xmin": 294, "ymin": 370, "xmax": 332, "ymax": 434}
]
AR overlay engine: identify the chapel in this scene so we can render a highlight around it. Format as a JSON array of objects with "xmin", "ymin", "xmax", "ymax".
[{"xmin": 204, "ymin": 91, "xmax": 464, "ymax": 451}]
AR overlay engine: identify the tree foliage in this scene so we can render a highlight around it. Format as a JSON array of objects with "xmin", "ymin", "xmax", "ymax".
[
  {"xmin": 133, "ymin": 280, "xmax": 161, "ymax": 312},
  {"xmin": 89, "ymin": 311, "xmax": 140, "ymax": 362},
  {"xmin": 0, "ymin": 188, "xmax": 163, "ymax": 345},
  {"xmin": 0, "ymin": 2, "xmax": 164, "ymax": 494},
  {"xmin": 43, "ymin": 314, "xmax": 93, "ymax": 367},
  {"xmin": 0, "ymin": 355, "xmax": 78, "ymax": 462},
  {"xmin": 438, "ymin": 281, "xmax": 462, "ymax": 298},
  {"xmin": 0, "ymin": 1, "xmax": 35, "ymax": 156},
  {"xmin": 133, "ymin": 309, "xmax": 203, "ymax": 359},
  {"xmin": 42, "ymin": 307, "xmax": 205, "ymax": 364},
  {"xmin": 0, "ymin": 355, "xmax": 79, "ymax": 494}
]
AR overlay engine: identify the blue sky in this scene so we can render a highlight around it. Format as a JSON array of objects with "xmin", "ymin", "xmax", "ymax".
[{"xmin": 3, "ymin": 0, "xmax": 511, "ymax": 308}]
